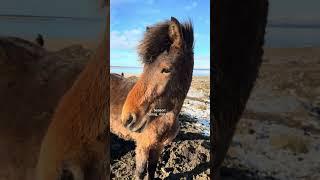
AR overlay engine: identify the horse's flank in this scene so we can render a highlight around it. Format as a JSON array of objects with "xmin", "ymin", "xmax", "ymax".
[{"xmin": 110, "ymin": 73, "xmax": 136, "ymax": 140}]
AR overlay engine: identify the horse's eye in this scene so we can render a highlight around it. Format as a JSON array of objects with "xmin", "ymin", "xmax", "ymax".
[{"xmin": 161, "ymin": 68, "xmax": 171, "ymax": 74}]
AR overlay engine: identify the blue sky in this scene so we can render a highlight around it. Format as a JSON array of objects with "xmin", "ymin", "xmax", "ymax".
[
  {"xmin": 2, "ymin": 0, "xmax": 320, "ymax": 50},
  {"xmin": 110, "ymin": 0, "xmax": 210, "ymax": 68}
]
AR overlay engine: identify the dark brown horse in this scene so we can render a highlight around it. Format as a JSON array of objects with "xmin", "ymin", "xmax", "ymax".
[
  {"xmin": 111, "ymin": 17, "xmax": 194, "ymax": 179},
  {"xmin": 212, "ymin": 0, "xmax": 269, "ymax": 179}
]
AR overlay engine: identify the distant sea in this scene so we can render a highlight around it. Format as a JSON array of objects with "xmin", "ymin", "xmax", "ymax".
[
  {"xmin": 265, "ymin": 26, "xmax": 320, "ymax": 47},
  {"xmin": 111, "ymin": 66, "xmax": 210, "ymax": 76},
  {"xmin": 0, "ymin": 15, "xmax": 105, "ymax": 39},
  {"xmin": 1, "ymin": 16, "xmax": 320, "ymax": 47}
]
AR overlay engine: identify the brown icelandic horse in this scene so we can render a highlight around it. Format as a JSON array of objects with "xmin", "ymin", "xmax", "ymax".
[
  {"xmin": 212, "ymin": 0, "xmax": 269, "ymax": 179},
  {"xmin": 110, "ymin": 17, "xmax": 194, "ymax": 179},
  {"xmin": 36, "ymin": 1, "xmax": 109, "ymax": 180}
]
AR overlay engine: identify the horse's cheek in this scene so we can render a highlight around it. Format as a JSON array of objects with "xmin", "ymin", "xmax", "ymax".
[{"xmin": 155, "ymin": 83, "xmax": 166, "ymax": 97}]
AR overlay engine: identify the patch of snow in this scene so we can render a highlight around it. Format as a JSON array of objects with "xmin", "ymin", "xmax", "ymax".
[
  {"xmin": 181, "ymin": 94, "xmax": 210, "ymax": 136},
  {"xmin": 187, "ymin": 89, "xmax": 206, "ymax": 99}
]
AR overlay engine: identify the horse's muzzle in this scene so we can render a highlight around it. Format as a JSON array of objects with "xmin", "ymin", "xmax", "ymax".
[
  {"xmin": 122, "ymin": 113, "xmax": 148, "ymax": 133},
  {"xmin": 122, "ymin": 113, "xmax": 136, "ymax": 128}
]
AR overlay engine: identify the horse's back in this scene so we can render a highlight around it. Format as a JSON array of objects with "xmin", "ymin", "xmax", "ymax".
[
  {"xmin": 110, "ymin": 73, "xmax": 136, "ymax": 106},
  {"xmin": 0, "ymin": 37, "xmax": 87, "ymax": 180},
  {"xmin": 110, "ymin": 73, "xmax": 136, "ymax": 139}
]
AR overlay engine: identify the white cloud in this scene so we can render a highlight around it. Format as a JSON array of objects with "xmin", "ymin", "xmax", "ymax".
[
  {"xmin": 185, "ymin": 1, "xmax": 198, "ymax": 11},
  {"xmin": 111, "ymin": 52, "xmax": 131, "ymax": 59},
  {"xmin": 110, "ymin": 52, "xmax": 141, "ymax": 67},
  {"xmin": 196, "ymin": 55, "xmax": 210, "ymax": 61},
  {"xmin": 194, "ymin": 55, "xmax": 210, "ymax": 69},
  {"xmin": 111, "ymin": 28, "xmax": 143, "ymax": 50}
]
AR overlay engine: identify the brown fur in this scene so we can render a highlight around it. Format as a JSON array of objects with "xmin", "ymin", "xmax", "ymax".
[
  {"xmin": 212, "ymin": 0, "xmax": 269, "ymax": 179},
  {"xmin": 0, "ymin": 36, "xmax": 46, "ymax": 64},
  {"xmin": 36, "ymin": 1, "xmax": 109, "ymax": 179},
  {"xmin": 0, "ymin": 37, "xmax": 49, "ymax": 180},
  {"xmin": 111, "ymin": 17, "xmax": 194, "ymax": 179},
  {"xmin": 0, "ymin": 34, "xmax": 98, "ymax": 180}
]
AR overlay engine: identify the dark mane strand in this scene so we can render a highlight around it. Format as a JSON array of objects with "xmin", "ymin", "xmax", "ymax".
[
  {"xmin": 138, "ymin": 19, "xmax": 194, "ymax": 64},
  {"xmin": 182, "ymin": 20, "xmax": 194, "ymax": 50},
  {"xmin": 138, "ymin": 21, "xmax": 170, "ymax": 64}
]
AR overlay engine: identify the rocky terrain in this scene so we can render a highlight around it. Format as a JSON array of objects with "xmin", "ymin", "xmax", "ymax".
[{"xmin": 221, "ymin": 47, "xmax": 320, "ymax": 180}]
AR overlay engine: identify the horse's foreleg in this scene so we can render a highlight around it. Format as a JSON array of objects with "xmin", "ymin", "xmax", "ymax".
[
  {"xmin": 135, "ymin": 145, "xmax": 148, "ymax": 180},
  {"xmin": 213, "ymin": 166, "xmax": 221, "ymax": 180},
  {"xmin": 147, "ymin": 146, "xmax": 163, "ymax": 180},
  {"xmin": 84, "ymin": 160, "xmax": 106, "ymax": 180}
]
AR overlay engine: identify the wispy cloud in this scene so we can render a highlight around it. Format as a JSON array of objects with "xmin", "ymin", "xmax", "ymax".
[
  {"xmin": 185, "ymin": 1, "xmax": 198, "ymax": 11},
  {"xmin": 111, "ymin": 0, "xmax": 210, "ymax": 68},
  {"xmin": 111, "ymin": 28, "xmax": 143, "ymax": 50},
  {"xmin": 196, "ymin": 55, "xmax": 210, "ymax": 61},
  {"xmin": 111, "ymin": 52, "xmax": 131, "ymax": 59},
  {"xmin": 194, "ymin": 55, "xmax": 210, "ymax": 68},
  {"xmin": 111, "ymin": 51, "xmax": 141, "ymax": 67}
]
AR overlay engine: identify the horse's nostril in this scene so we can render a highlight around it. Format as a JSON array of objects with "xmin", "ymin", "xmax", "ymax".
[{"xmin": 124, "ymin": 113, "xmax": 136, "ymax": 128}]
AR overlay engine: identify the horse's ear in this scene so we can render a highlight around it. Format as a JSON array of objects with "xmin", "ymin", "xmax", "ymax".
[
  {"xmin": 146, "ymin": 26, "xmax": 150, "ymax": 31},
  {"xmin": 169, "ymin": 17, "xmax": 183, "ymax": 49}
]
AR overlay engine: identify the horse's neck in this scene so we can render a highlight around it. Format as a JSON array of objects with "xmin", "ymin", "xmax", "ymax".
[
  {"xmin": 75, "ymin": 13, "xmax": 109, "ymax": 137},
  {"xmin": 63, "ymin": 35, "xmax": 108, "ymax": 138}
]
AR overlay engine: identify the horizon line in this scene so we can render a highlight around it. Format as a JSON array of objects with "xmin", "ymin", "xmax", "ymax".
[
  {"xmin": 0, "ymin": 14, "xmax": 103, "ymax": 21},
  {"xmin": 111, "ymin": 66, "xmax": 210, "ymax": 70},
  {"xmin": 2, "ymin": 15, "xmax": 320, "ymax": 28}
]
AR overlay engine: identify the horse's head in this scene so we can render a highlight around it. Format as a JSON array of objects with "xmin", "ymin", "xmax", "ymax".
[{"xmin": 121, "ymin": 17, "xmax": 194, "ymax": 132}]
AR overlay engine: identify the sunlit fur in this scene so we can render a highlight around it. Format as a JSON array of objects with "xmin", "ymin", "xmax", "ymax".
[
  {"xmin": 111, "ymin": 17, "xmax": 194, "ymax": 179},
  {"xmin": 36, "ymin": 1, "xmax": 109, "ymax": 179}
]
